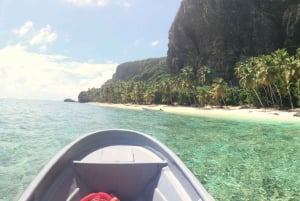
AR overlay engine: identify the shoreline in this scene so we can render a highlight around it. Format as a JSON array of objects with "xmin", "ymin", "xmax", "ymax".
[{"xmin": 89, "ymin": 102, "xmax": 300, "ymax": 123}]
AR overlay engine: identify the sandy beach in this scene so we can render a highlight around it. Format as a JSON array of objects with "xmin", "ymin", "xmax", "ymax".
[{"xmin": 89, "ymin": 102, "xmax": 300, "ymax": 123}]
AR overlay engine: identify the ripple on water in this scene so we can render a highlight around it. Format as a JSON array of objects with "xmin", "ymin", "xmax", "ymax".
[{"xmin": 0, "ymin": 99, "xmax": 299, "ymax": 201}]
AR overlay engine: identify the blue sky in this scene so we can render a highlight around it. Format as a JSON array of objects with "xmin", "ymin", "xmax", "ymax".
[{"xmin": 0, "ymin": 0, "xmax": 181, "ymax": 100}]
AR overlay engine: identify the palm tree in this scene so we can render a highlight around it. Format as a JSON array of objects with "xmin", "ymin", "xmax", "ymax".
[
  {"xmin": 119, "ymin": 81, "xmax": 130, "ymax": 103},
  {"xmin": 143, "ymin": 83, "xmax": 155, "ymax": 105},
  {"xmin": 179, "ymin": 66, "xmax": 196, "ymax": 105},
  {"xmin": 159, "ymin": 75, "xmax": 174, "ymax": 105},
  {"xmin": 235, "ymin": 58, "xmax": 264, "ymax": 107},
  {"xmin": 197, "ymin": 65, "xmax": 211, "ymax": 86},
  {"xmin": 196, "ymin": 86, "xmax": 210, "ymax": 106},
  {"xmin": 273, "ymin": 49, "xmax": 296, "ymax": 109},
  {"xmin": 210, "ymin": 78, "xmax": 228, "ymax": 106},
  {"xmin": 295, "ymin": 48, "xmax": 300, "ymax": 106},
  {"xmin": 255, "ymin": 55, "xmax": 280, "ymax": 107},
  {"xmin": 101, "ymin": 82, "xmax": 115, "ymax": 102}
]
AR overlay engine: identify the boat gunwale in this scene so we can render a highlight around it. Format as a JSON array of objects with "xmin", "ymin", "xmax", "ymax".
[{"xmin": 18, "ymin": 129, "xmax": 214, "ymax": 201}]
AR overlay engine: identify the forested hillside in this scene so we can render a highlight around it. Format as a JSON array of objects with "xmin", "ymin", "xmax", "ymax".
[
  {"xmin": 167, "ymin": 0, "xmax": 300, "ymax": 82},
  {"xmin": 79, "ymin": 49, "xmax": 300, "ymax": 109},
  {"xmin": 78, "ymin": 0, "xmax": 300, "ymax": 109},
  {"xmin": 111, "ymin": 57, "xmax": 167, "ymax": 82}
]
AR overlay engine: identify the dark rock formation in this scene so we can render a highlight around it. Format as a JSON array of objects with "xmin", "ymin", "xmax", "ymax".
[
  {"xmin": 112, "ymin": 57, "xmax": 167, "ymax": 82},
  {"xmin": 64, "ymin": 98, "xmax": 76, "ymax": 102},
  {"xmin": 78, "ymin": 91, "xmax": 91, "ymax": 103},
  {"xmin": 167, "ymin": 0, "xmax": 300, "ymax": 83},
  {"xmin": 283, "ymin": 2, "xmax": 300, "ymax": 54}
]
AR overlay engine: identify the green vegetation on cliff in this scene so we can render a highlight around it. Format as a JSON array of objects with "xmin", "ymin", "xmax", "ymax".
[
  {"xmin": 112, "ymin": 57, "xmax": 167, "ymax": 82},
  {"xmin": 167, "ymin": 0, "xmax": 300, "ymax": 83},
  {"xmin": 78, "ymin": 0, "xmax": 300, "ymax": 109},
  {"xmin": 235, "ymin": 48, "xmax": 300, "ymax": 109},
  {"xmin": 79, "ymin": 48, "xmax": 300, "ymax": 109}
]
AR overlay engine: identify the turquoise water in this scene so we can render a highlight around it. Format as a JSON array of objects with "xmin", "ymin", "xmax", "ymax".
[{"xmin": 0, "ymin": 99, "xmax": 299, "ymax": 201}]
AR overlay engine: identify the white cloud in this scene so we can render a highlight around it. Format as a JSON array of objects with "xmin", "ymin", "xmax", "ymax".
[
  {"xmin": 151, "ymin": 40, "xmax": 160, "ymax": 47},
  {"xmin": 12, "ymin": 22, "xmax": 58, "ymax": 51},
  {"xmin": 30, "ymin": 25, "xmax": 57, "ymax": 46},
  {"xmin": 13, "ymin": 21, "xmax": 33, "ymax": 37},
  {"xmin": 0, "ymin": 44, "xmax": 118, "ymax": 100},
  {"xmin": 65, "ymin": 0, "xmax": 132, "ymax": 7},
  {"xmin": 39, "ymin": 45, "xmax": 48, "ymax": 52},
  {"xmin": 66, "ymin": 0, "xmax": 110, "ymax": 6},
  {"xmin": 120, "ymin": 0, "xmax": 131, "ymax": 8},
  {"xmin": 66, "ymin": 0, "xmax": 92, "ymax": 6},
  {"xmin": 96, "ymin": 0, "xmax": 110, "ymax": 6}
]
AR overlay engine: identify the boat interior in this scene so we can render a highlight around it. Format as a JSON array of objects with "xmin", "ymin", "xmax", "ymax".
[
  {"xmin": 41, "ymin": 145, "xmax": 197, "ymax": 201},
  {"xmin": 22, "ymin": 130, "xmax": 212, "ymax": 201}
]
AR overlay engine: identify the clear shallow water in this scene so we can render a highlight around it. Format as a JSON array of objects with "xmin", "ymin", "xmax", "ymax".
[{"xmin": 0, "ymin": 99, "xmax": 299, "ymax": 201}]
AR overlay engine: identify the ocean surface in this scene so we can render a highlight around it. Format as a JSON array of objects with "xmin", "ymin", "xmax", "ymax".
[{"xmin": 0, "ymin": 99, "xmax": 299, "ymax": 201}]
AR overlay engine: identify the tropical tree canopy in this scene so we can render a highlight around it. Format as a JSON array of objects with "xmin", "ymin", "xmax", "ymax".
[{"xmin": 79, "ymin": 48, "xmax": 300, "ymax": 109}]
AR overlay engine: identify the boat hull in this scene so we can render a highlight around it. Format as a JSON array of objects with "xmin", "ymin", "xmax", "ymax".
[{"xmin": 18, "ymin": 129, "xmax": 214, "ymax": 201}]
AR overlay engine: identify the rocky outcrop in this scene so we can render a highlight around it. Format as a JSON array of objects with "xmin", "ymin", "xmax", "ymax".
[
  {"xmin": 283, "ymin": 3, "xmax": 300, "ymax": 53},
  {"xmin": 167, "ymin": 0, "xmax": 300, "ymax": 83},
  {"xmin": 112, "ymin": 57, "xmax": 167, "ymax": 82},
  {"xmin": 78, "ymin": 91, "xmax": 91, "ymax": 103},
  {"xmin": 64, "ymin": 98, "xmax": 76, "ymax": 102}
]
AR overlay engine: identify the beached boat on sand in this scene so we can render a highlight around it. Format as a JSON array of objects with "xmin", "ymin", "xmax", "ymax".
[{"xmin": 18, "ymin": 129, "xmax": 214, "ymax": 201}]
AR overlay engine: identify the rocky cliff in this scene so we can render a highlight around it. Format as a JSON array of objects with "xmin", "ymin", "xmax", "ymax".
[
  {"xmin": 111, "ymin": 57, "xmax": 167, "ymax": 82},
  {"xmin": 167, "ymin": 0, "xmax": 300, "ymax": 83}
]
